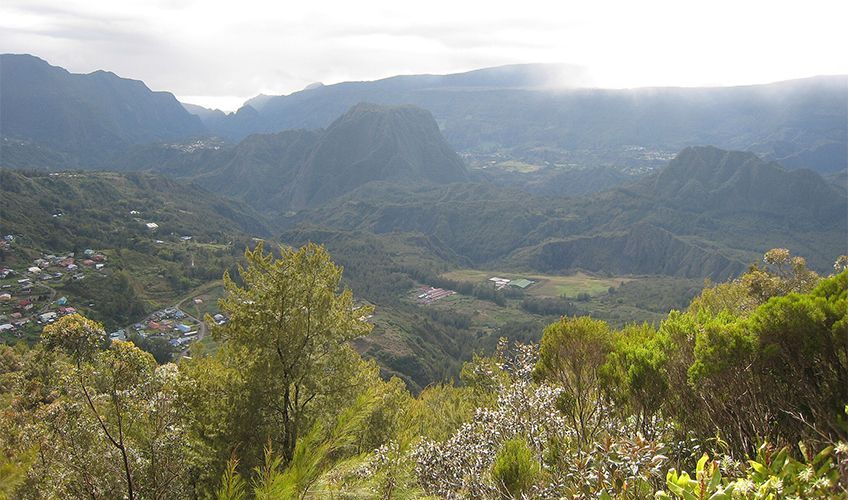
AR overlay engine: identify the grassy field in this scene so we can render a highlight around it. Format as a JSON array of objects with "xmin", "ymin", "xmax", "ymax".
[
  {"xmin": 427, "ymin": 293, "xmax": 536, "ymax": 333},
  {"xmin": 440, "ymin": 269, "xmax": 632, "ymax": 298},
  {"xmin": 178, "ymin": 281, "xmax": 226, "ymax": 318},
  {"xmin": 493, "ymin": 160, "xmax": 542, "ymax": 173}
]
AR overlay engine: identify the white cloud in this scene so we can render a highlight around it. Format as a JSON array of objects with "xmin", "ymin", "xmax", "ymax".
[{"xmin": 1, "ymin": 0, "xmax": 846, "ymax": 110}]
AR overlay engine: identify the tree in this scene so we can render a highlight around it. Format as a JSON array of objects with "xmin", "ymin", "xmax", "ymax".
[
  {"xmin": 534, "ymin": 316, "xmax": 612, "ymax": 450},
  {"xmin": 601, "ymin": 323, "xmax": 668, "ymax": 438},
  {"xmin": 216, "ymin": 390, "xmax": 378, "ymax": 500},
  {"xmin": 40, "ymin": 315, "xmax": 190, "ymax": 498},
  {"xmin": 747, "ymin": 270, "xmax": 848, "ymax": 442},
  {"xmin": 41, "ymin": 313, "xmax": 105, "ymax": 364},
  {"xmin": 214, "ymin": 242, "xmax": 374, "ymax": 463},
  {"xmin": 42, "ymin": 315, "xmax": 140, "ymax": 498}
]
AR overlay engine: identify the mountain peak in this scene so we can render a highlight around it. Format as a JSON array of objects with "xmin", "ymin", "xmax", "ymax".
[
  {"xmin": 644, "ymin": 146, "xmax": 843, "ymax": 214},
  {"xmin": 149, "ymin": 103, "xmax": 471, "ymax": 213},
  {"xmin": 288, "ymin": 102, "xmax": 469, "ymax": 209}
]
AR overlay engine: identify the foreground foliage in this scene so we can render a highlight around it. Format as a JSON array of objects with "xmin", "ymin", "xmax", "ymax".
[{"xmin": 0, "ymin": 247, "xmax": 846, "ymax": 498}]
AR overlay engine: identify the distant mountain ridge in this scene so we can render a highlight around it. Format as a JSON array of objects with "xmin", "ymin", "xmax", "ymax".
[
  {"xmin": 2, "ymin": 54, "xmax": 845, "ymax": 175},
  {"xmin": 0, "ymin": 54, "xmax": 205, "ymax": 166},
  {"xmin": 185, "ymin": 66, "xmax": 847, "ymax": 174}
]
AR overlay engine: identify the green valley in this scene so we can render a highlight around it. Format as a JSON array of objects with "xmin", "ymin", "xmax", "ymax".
[{"xmin": 0, "ymin": 27, "xmax": 847, "ymax": 498}]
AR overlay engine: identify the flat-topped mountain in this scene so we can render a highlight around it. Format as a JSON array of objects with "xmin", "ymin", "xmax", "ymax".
[{"xmin": 0, "ymin": 54, "xmax": 205, "ymax": 166}]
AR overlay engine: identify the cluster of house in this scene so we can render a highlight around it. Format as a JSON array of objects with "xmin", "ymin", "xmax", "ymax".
[
  {"xmin": 0, "ymin": 247, "xmax": 105, "ymax": 339},
  {"xmin": 0, "ymin": 294, "xmax": 78, "ymax": 338},
  {"xmin": 78, "ymin": 249, "xmax": 108, "ymax": 271},
  {"xmin": 488, "ymin": 276, "xmax": 535, "ymax": 290},
  {"xmin": 21, "ymin": 249, "xmax": 107, "ymax": 283},
  {"xmin": 0, "ymin": 234, "xmax": 13, "ymax": 251},
  {"xmin": 130, "ymin": 307, "xmax": 201, "ymax": 348},
  {"xmin": 417, "ymin": 286, "xmax": 456, "ymax": 305}
]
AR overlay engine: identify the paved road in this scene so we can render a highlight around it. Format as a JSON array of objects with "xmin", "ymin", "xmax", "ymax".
[
  {"xmin": 175, "ymin": 306, "xmax": 208, "ymax": 340},
  {"xmin": 174, "ymin": 305, "xmax": 208, "ymax": 358}
]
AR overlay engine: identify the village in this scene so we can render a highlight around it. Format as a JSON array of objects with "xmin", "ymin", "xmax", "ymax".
[
  {"xmin": 126, "ymin": 306, "xmax": 207, "ymax": 349},
  {"xmin": 0, "ymin": 236, "xmax": 109, "ymax": 341},
  {"xmin": 0, "ymin": 233, "xmax": 223, "ymax": 353}
]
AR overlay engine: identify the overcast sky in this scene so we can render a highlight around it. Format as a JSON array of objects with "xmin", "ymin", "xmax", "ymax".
[{"xmin": 2, "ymin": 0, "xmax": 846, "ymax": 111}]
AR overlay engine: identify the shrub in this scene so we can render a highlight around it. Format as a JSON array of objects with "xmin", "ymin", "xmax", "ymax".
[{"xmin": 491, "ymin": 437, "xmax": 540, "ymax": 499}]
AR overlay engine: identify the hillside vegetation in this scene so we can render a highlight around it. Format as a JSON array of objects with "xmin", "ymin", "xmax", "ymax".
[
  {"xmin": 0, "ymin": 169, "xmax": 269, "ymax": 250},
  {"xmin": 0, "ymin": 169, "xmax": 267, "ymax": 331},
  {"xmin": 289, "ymin": 146, "xmax": 847, "ymax": 278},
  {"xmin": 1, "ymin": 245, "xmax": 846, "ymax": 498}
]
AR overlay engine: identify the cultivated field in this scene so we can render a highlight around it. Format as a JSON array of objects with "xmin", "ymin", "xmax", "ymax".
[
  {"xmin": 178, "ymin": 280, "xmax": 225, "ymax": 318},
  {"xmin": 492, "ymin": 160, "xmax": 542, "ymax": 173},
  {"xmin": 440, "ymin": 269, "xmax": 632, "ymax": 298}
]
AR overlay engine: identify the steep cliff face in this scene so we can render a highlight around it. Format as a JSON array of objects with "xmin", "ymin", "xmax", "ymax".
[
  {"xmin": 0, "ymin": 54, "xmax": 205, "ymax": 164},
  {"xmin": 287, "ymin": 103, "xmax": 469, "ymax": 209}
]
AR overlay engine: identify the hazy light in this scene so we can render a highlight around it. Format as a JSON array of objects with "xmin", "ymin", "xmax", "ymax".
[
  {"xmin": 1, "ymin": 0, "xmax": 846, "ymax": 111},
  {"xmin": 179, "ymin": 96, "xmax": 248, "ymax": 112}
]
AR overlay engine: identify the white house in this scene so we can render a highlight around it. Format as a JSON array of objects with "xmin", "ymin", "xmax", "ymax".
[{"xmin": 39, "ymin": 312, "xmax": 58, "ymax": 322}]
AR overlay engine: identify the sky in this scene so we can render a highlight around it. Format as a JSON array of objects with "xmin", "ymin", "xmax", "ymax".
[{"xmin": 2, "ymin": 0, "xmax": 847, "ymax": 111}]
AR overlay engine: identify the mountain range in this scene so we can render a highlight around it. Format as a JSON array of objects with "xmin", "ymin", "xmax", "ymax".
[
  {"xmin": 2, "ymin": 54, "xmax": 846, "ymax": 176},
  {"xmin": 0, "ymin": 53, "xmax": 843, "ymax": 280},
  {"xmin": 185, "ymin": 66, "xmax": 847, "ymax": 174},
  {"xmin": 0, "ymin": 54, "xmax": 204, "ymax": 166},
  {"xmin": 1, "ymin": 53, "xmax": 846, "ymax": 389}
]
